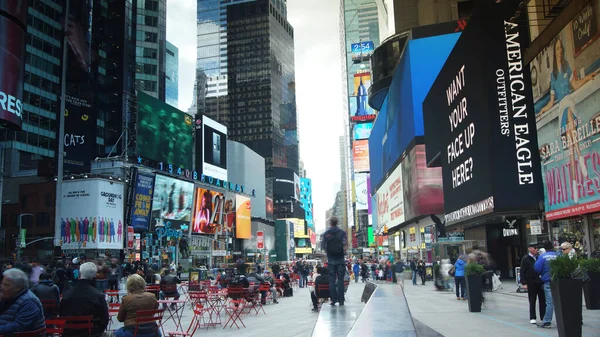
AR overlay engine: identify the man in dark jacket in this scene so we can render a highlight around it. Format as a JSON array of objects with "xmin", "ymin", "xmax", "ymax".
[
  {"xmin": 159, "ymin": 269, "xmax": 181, "ymax": 308},
  {"xmin": 59, "ymin": 262, "xmax": 109, "ymax": 337},
  {"xmin": 0, "ymin": 268, "xmax": 46, "ymax": 336},
  {"xmin": 31, "ymin": 272, "xmax": 60, "ymax": 318},
  {"xmin": 520, "ymin": 242, "xmax": 546, "ymax": 325},
  {"xmin": 321, "ymin": 217, "xmax": 347, "ymax": 306},
  {"xmin": 311, "ymin": 267, "xmax": 330, "ymax": 311}
]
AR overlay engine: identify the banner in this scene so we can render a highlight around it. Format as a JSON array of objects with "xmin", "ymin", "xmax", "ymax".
[
  {"xmin": 235, "ymin": 195, "xmax": 251, "ymax": 239},
  {"xmin": 129, "ymin": 171, "xmax": 155, "ymax": 231},
  {"xmin": 150, "ymin": 175, "xmax": 194, "ymax": 236},
  {"xmin": 355, "ymin": 173, "xmax": 368, "ymax": 210},
  {"xmin": 376, "ymin": 163, "xmax": 405, "ymax": 231},
  {"xmin": 58, "ymin": 179, "xmax": 125, "ymax": 250},
  {"xmin": 191, "ymin": 187, "xmax": 225, "ymax": 235},
  {"xmin": 353, "ymin": 140, "xmax": 370, "ymax": 172}
]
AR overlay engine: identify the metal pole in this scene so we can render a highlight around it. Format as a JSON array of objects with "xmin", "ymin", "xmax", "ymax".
[
  {"xmin": 17, "ymin": 215, "xmax": 22, "ymax": 261},
  {"xmin": 54, "ymin": 0, "xmax": 70, "ymax": 247},
  {"xmin": 0, "ymin": 144, "xmax": 4, "ymax": 229}
]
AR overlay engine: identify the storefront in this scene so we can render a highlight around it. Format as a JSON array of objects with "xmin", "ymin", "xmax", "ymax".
[
  {"xmin": 531, "ymin": 0, "xmax": 600, "ymax": 257},
  {"xmin": 422, "ymin": 1, "xmax": 545, "ymax": 277}
]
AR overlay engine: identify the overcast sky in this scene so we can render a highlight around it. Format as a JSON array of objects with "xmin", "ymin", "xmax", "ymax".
[{"xmin": 167, "ymin": 0, "xmax": 344, "ymax": 232}]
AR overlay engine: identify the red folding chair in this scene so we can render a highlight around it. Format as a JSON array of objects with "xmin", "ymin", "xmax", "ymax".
[
  {"xmin": 107, "ymin": 303, "xmax": 121, "ymax": 330},
  {"xmin": 315, "ymin": 284, "xmax": 330, "ymax": 310},
  {"xmin": 105, "ymin": 290, "xmax": 120, "ymax": 303},
  {"xmin": 244, "ymin": 288, "xmax": 265, "ymax": 316},
  {"xmin": 223, "ymin": 299, "xmax": 246, "ymax": 329},
  {"xmin": 40, "ymin": 299, "xmax": 59, "ymax": 318},
  {"xmin": 13, "ymin": 328, "xmax": 45, "ymax": 337},
  {"xmin": 145, "ymin": 285, "xmax": 160, "ymax": 299},
  {"xmin": 134, "ymin": 310, "xmax": 163, "ymax": 337},
  {"xmin": 258, "ymin": 283, "xmax": 273, "ymax": 304},
  {"xmin": 60, "ymin": 316, "xmax": 93, "ymax": 337},
  {"xmin": 166, "ymin": 303, "xmax": 212, "ymax": 337},
  {"xmin": 45, "ymin": 319, "xmax": 66, "ymax": 337}
]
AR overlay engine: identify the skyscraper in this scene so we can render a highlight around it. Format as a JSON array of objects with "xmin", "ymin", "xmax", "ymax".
[
  {"xmin": 165, "ymin": 41, "xmax": 179, "ymax": 108},
  {"xmin": 134, "ymin": 0, "xmax": 167, "ymax": 101},
  {"xmin": 224, "ymin": 0, "xmax": 298, "ymax": 178}
]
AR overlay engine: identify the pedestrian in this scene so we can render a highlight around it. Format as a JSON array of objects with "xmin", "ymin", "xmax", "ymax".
[
  {"xmin": 31, "ymin": 272, "xmax": 60, "ymax": 318},
  {"xmin": 353, "ymin": 261, "xmax": 360, "ymax": 283},
  {"xmin": 320, "ymin": 217, "xmax": 347, "ymax": 306},
  {"xmin": 520, "ymin": 242, "xmax": 546, "ymax": 325},
  {"xmin": 440, "ymin": 259, "xmax": 453, "ymax": 290},
  {"xmin": 393, "ymin": 259, "xmax": 405, "ymax": 286},
  {"xmin": 454, "ymin": 255, "xmax": 467, "ymax": 300},
  {"xmin": 417, "ymin": 260, "xmax": 426, "ymax": 285},
  {"xmin": 534, "ymin": 240, "xmax": 558, "ymax": 329},
  {"xmin": 95, "ymin": 258, "xmax": 110, "ymax": 293},
  {"xmin": 560, "ymin": 242, "xmax": 576, "ymax": 259},
  {"xmin": 410, "ymin": 257, "xmax": 418, "ymax": 285},
  {"xmin": 0, "ymin": 269, "xmax": 46, "ymax": 336}
]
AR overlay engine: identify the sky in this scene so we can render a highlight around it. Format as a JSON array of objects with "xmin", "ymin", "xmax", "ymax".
[{"xmin": 167, "ymin": 0, "xmax": 345, "ymax": 233}]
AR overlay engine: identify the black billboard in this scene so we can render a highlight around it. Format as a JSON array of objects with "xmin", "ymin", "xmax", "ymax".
[
  {"xmin": 273, "ymin": 167, "xmax": 298, "ymax": 199},
  {"xmin": 0, "ymin": 1, "xmax": 28, "ymax": 130},
  {"xmin": 422, "ymin": 0, "xmax": 543, "ymax": 226}
]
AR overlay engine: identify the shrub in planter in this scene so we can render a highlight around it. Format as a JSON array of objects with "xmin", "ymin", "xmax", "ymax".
[
  {"xmin": 465, "ymin": 263, "xmax": 484, "ymax": 313},
  {"xmin": 550, "ymin": 255, "xmax": 583, "ymax": 337},
  {"xmin": 580, "ymin": 258, "xmax": 600, "ymax": 310}
]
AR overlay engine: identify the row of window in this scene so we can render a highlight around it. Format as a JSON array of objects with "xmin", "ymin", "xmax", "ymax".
[
  {"xmin": 1, "ymin": 212, "xmax": 52, "ymax": 229},
  {"xmin": 26, "ymin": 52, "xmax": 60, "ymax": 78},
  {"xmin": 27, "ymin": 10, "xmax": 62, "ymax": 42},
  {"xmin": 136, "ymin": 62, "xmax": 158, "ymax": 75},
  {"xmin": 136, "ymin": 31, "xmax": 158, "ymax": 43},
  {"xmin": 25, "ymin": 71, "xmax": 60, "ymax": 95},
  {"xmin": 28, "ymin": 33, "xmax": 62, "ymax": 60}
]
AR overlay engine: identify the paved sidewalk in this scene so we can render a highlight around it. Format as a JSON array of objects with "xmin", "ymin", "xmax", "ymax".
[
  {"xmin": 402, "ymin": 280, "xmax": 600, "ymax": 337},
  {"xmin": 311, "ymin": 282, "xmax": 366, "ymax": 337}
]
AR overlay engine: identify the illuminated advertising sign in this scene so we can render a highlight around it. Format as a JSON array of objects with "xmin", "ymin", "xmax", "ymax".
[
  {"xmin": 137, "ymin": 91, "xmax": 193, "ymax": 170},
  {"xmin": 353, "ymin": 140, "xmax": 370, "ymax": 173},
  {"xmin": 235, "ymin": 195, "xmax": 251, "ymax": 239},
  {"xmin": 151, "ymin": 175, "xmax": 194, "ymax": 237},
  {"xmin": 351, "ymin": 41, "xmax": 375, "ymax": 62},
  {"xmin": 533, "ymin": 0, "xmax": 600, "ymax": 220},
  {"xmin": 354, "ymin": 122, "xmax": 373, "ymax": 140},
  {"xmin": 191, "ymin": 187, "xmax": 225, "ymax": 235},
  {"xmin": 402, "ymin": 145, "xmax": 444, "ymax": 220},
  {"xmin": 350, "ymin": 71, "xmax": 377, "ymax": 122},
  {"xmin": 197, "ymin": 115, "xmax": 228, "ymax": 181},
  {"xmin": 64, "ymin": 95, "xmax": 95, "ymax": 173},
  {"xmin": 129, "ymin": 171, "xmax": 155, "ymax": 231},
  {"xmin": 376, "ymin": 163, "xmax": 405, "ymax": 231},
  {"xmin": 355, "ymin": 173, "xmax": 368, "ymax": 210}
]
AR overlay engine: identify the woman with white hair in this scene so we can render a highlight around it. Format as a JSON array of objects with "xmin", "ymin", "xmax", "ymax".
[{"xmin": 0, "ymin": 268, "xmax": 46, "ymax": 336}]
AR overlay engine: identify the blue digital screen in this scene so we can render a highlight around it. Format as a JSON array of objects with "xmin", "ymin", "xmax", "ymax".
[
  {"xmin": 369, "ymin": 33, "xmax": 461, "ymax": 193},
  {"xmin": 351, "ymin": 41, "xmax": 375, "ymax": 61},
  {"xmin": 354, "ymin": 123, "xmax": 373, "ymax": 140}
]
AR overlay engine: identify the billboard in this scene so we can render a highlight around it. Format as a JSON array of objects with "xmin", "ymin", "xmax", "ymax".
[
  {"xmin": 227, "ymin": 140, "xmax": 266, "ymax": 218},
  {"xmin": 349, "ymin": 71, "xmax": 377, "ymax": 123},
  {"xmin": 354, "ymin": 122, "xmax": 373, "ymax": 140},
  {"xmin": 64, "ymin": 95, "xmax": 95, "ymax": 173},
  {"xmin": 57, "ymin": 179, "xmax": 124, "ymax": 250},
  {"xmin": 0, "ymin": 1, "xmax": 27, "ymax": 130},
  {"xmin": 533, "ymin": 0, "xmax": 600, "ymax": 220},
  {"xmin": 376, "ymin": 163, "xmax": 405, "ymax": 231},
  {"xmin": 351, "ymin": 41, "xmax": 375, "ymax": 62},
  {"xmin": 150, "ymin": 175, "xmax": 194, "ymax": 235},
  {"xmin": 422, "ymin": 0, "xmax": 543, "ymax": 225},
  {"xmin": 402, "ymin": 145, "xmax": 444, "ymax": 220},
  {"xmin": 197, "ymin": 115, "xmax": 228, "ymax": 181},
  {"xmin": 191, "ymin": 187, "xmax": 225, "ymax": 235},
  {"xmin": 275, "ymin": 219, "xmax": 294, "ymax": 261},
  {"xmin": 137, "ymin": 91, "xmax": 193, "ymax": 170},
  {"xmin": 370, "ymin": 33, "xmax": 461, "ymax": 193},
  {"xmin": 353, "ymin": 140, "xmax": 370, "ymax": 172},
  {"xmin": 129, "ymin": 171, "xmax": 155, "ymax": 231},
  {"xmin": 236, "ymin": 195, "xmax": 251, "ymax": 239},
  {"xmin": 273, "ymin": 167, "xmax": 297, "ymax": 198},
  {"xmin": 266, "ymin": 197, "xmax": 274, "ymax": 218},
  {"xmin": 355, "ymin": 173, "xmax": 368, "ymax": 210}
]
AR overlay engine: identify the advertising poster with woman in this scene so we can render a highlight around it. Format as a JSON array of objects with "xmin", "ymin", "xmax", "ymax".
[
  {"xmin": 533, "ymin": 0, "xmax": 600, "ymax": 219},
  {"xmin": 191, "ymin": 187, "xmax": 225, "ymax": 235},
  {"xmin": 150, "ymin": 175, "xmax": 194, "ymax": 234}
]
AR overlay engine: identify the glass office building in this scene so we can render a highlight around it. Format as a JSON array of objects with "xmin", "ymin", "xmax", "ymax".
[
  {"xmin": 165, "ymin": 41, "xmax": 179, "ymax": 108},
  {"xmin": 134, "ymin": 0, "xmax": 166, "ymax": 101},
  {"xmin": 226, "ymin": 0, "xmax": 298, "ymax": 177}
]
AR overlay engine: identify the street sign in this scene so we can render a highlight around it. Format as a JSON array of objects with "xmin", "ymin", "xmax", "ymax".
[
  {"xmin": 257, "ymin": 231, "xmax": 264, "ymax": 249},
  {"xmin": 127, "ymin": 226, "xmax": 134, "ymax": 249},
  {"xmin": 20, "ymin": 229, "xmax": 26, "ymax": 247}
]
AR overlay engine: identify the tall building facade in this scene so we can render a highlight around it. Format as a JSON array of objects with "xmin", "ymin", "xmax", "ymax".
[
  {"xmin": 134, "ymin": 0, "xmax": 166, "ymax": 101},
  {"xmin": 165, "ymin": 41, "xmax": 178, "ymax": 108},
  {"xmin": 224, "ymin": 0, "xmax": 298, "ymax": 178}
]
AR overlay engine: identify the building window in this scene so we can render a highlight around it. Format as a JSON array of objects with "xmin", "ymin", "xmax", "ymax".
[
  {"xmin": 45, "ymin": 193, "xmax": 53, "ymax": 207},
  {"xmin": 145, "ymin": 15, "xmax": 158, "ymax": 27},
  {"xmin": 144, "ymin": 32, "xmax": 158, "ymax": 43},
  {"xmin": 36, "ymin": 212, "xmax": 51, "ymax": 227},
  {"xmin": 145, "ymin": 0, "xmax": 159, "ymax": 11}
]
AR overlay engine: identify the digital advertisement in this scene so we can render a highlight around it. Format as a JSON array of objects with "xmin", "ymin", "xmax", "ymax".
[
  {"xmin": 236, "ymin": 195, "xmax": 251, "ymax": 239},
  {"xmin": 376, "ymin": 163, "xmax": 405, "ymax": 231},
  {"xmin": 353, "ymin": 139, "xmax": 370, "ymax": 172},
  {"xmin": 129, "ymin": 171, "xmax": 155, "ymax": 231},
  {"xmin": 354, "ymin": 122, "xmax": 373, "ymax": 140},
  {"xmin": 273, "ymin": 167, "xmax": 298, "ymax": 198},
  {"xmin": 351, "ymin": 41, "xmax": 375, "ymax": 62},
  {"xmin": 533, "ymin": 0, "xmax": 600, "ymax": 220},
  {"xmin": 202, "ymin": 116, "xmax": 228, "ymax": 181},
  {"xmin": 402, "ymin": 145, "xmax": 444, "ymax": 220},
  {"xmin": 64, "ymin": 95, "xmax": 95, "ymax": 173},
  {"xmin": 57, "ymin": 179, "xmax": 125, "ymax": 250},
  {"xmin": 355, "ymin": 173, "xmax": 368, "ymax": 210},
  {"xmin": 191, "ymin": 187, "xmax": 225, "ymax": 235},
  {"xmin": 266, "ymin": 197, "xmax": 274, "ymax": 218},
  {"xmin": 150, "ymin": 175, "xmax": 194, "ymax": 234},
  {"xmin": 349, "ymin": 71, "xmax": 377, "ymax": 123},
  {"xmin": 422, "ymin": 0, "xmax": 543, "ymax": 225},
  {"xmin": 137, "ymin": 91, "xmax": 193, "ymax": 170}
]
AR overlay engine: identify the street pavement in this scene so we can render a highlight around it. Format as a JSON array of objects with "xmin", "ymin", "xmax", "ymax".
[{"xmin": 401, "ymin": 279, "xmax": 600, "ymax": 337}]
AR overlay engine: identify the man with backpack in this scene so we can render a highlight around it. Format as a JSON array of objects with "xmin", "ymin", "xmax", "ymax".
[{"xmin": 320, "ymin": 217, "xmax": 347, "ymax": 306}]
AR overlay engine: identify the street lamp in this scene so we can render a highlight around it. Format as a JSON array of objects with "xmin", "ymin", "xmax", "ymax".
[{"xmin": 17, "ymin": 213, "xmax": 34, "ymax": 260}]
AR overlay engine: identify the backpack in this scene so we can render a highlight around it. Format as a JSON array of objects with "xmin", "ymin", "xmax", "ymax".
[{"xmin": 326, "ymin": 230, "xmax": 344, "ymax": 256}]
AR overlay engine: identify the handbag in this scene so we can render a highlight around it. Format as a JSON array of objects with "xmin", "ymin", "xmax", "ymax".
[{"xmin": 448, "ymin": 266, "xmax": 456, "ymax": 277}]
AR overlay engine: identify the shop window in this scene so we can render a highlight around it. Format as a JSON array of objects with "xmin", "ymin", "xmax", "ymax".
[
  {"xmin": 590, "ymin": 215, "xmax": 600, "ymax": 257},
  {"xmin": 553, "ymin": 217, "xmax": 588, "ymax": 257}
]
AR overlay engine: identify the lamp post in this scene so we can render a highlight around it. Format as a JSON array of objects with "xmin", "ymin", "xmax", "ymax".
[{"xmin": 17, "ymin": 213, "xmax": 34, "ymax": 260}]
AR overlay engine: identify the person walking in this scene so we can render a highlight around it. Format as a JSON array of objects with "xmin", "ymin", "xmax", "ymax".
[
  {"xmin": 393, "ymin": 260, "xmax": 405, "ymax": 286},
  {"xmin": 320, "ymin": 217, "xmax": 347, "ymax": 306},
  {"xmin": 410, "ymin": 257, "xmax": 418, "ymax": 285},
  {"xmin": 520, "ymin": 242, "xmax": 546, "ymax": 325},
  {"xmin": 534, "ymin": 240, "xmax": 558, "ymax": 329},
  {"xmin": 417, "ymin": 260, "xmax": 426, "ymax": 285},
  {"xmin": 454, "ymin": 255, "xmax": 467, "ymax": 300},
  {"xmin": 353, "ymin": 261, "xmax": 360, "ymax": 283}
]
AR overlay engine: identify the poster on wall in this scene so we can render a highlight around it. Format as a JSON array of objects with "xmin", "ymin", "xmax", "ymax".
[
  {"xmin": 355, "ymin": 173, "xmax": 368, "ymax": 210},
  {"xmin": 349, "ymin": 71, "xmax": 377, "ymax": 123},
  {"xmin": 191, "ymin": 187, "xmax": 225, "ymax": 235},
  {"xmin": 236, "ymin": 195, "xmax": 251, "ymax": 239},
  {"xmin": 224, "ymin": 193, "xmax": 236, "ymax": 233},
  {"xmin": 288, "ymin": 221, "xmax": 295, "ymax": 261},
  {"xmin": 150, "ymin": 175, "xmax": 194, "ymax": 236},
  {"xmin": 402, "ymin": 145, "xmax": 444, "ymax": 220},
  {"xmin": 533, "ymin": 0, "xmax": 600, "ymax": 220},
  {"xmin": 376, "ymin": 163, "xmax": 405, "ymax": 231},
  {"xmin": 353, "ymin": 140, "xmax": 370, "ymax": 172},
  {"xmin": 58, "ymin": 179, "xmax": 124, "ymax": 250},
  {"xmin": 129, "ymin": 171, "xmax": 155, "ymax": 231}
]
